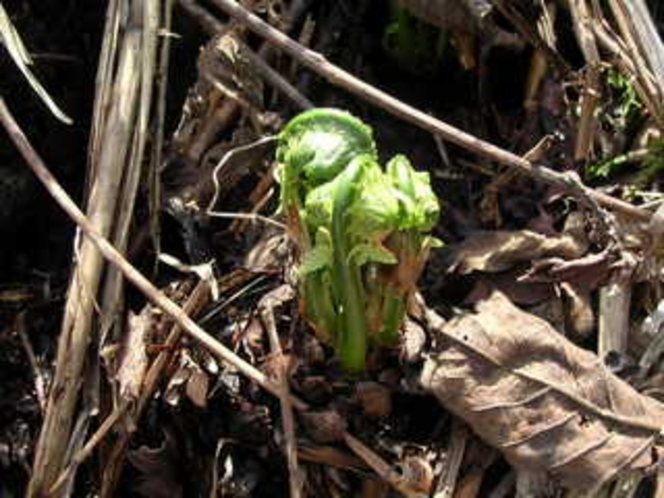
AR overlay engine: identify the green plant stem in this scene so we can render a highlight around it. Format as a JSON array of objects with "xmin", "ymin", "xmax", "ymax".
[
  {"xmin": 332, "ymin": 160, "xmax": 369, "ymax": 371},
  {"xmin": 303, "ymin": 272, "xmax": 336, "ymax": 343}
]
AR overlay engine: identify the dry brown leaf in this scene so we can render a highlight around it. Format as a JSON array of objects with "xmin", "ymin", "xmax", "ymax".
[
  {"xmin": 445, "ymin": 230, "xmax": 586, "ymax": 274},
  {"xmin": 465, "ymin": 270, "xmax": 555, "ymax": 306},
  {"xmin": 163, "ymin": 350, "xmax": 210, "ymax": 408},
  {"xmin": 421, "ymin": 291, "xmax": 664, "ymax": 491}
]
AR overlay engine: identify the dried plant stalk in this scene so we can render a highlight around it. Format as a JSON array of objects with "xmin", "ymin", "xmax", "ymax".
[{"xmin": 27, "ymin": 1, "xmax": 160, "ymax": 494}]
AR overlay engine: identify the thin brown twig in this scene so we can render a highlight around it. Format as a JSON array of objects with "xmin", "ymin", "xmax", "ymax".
[
  {"xmin": 0, "ymin": 97, "xmax": 422, "ymax": 498},
  {"xmin": 206, "ymin": 0, "xmax": 650, "ymax": 222},
  {"xmin": 343, "ymin": 433, "xmax": 426, "ymax": 497},
  {"xmin": 260, "ymin": 291, "xmax": 301, "ymax": 498}
]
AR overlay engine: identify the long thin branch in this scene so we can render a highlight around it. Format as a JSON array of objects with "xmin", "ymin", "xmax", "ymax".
[
  {"xmin": 261, "ymin": 298, "xmax": 301, "ymax": 498},
  {"xmin": 0, "ymin": 98, "xmax": 423, "ymax": 498},
  {"xmin": 204, "ymin": 0, "xmax": 650, "ymax": 222}
]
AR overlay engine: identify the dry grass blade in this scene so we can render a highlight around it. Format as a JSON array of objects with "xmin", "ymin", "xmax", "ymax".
[
  {"xmin": 422, "ymin": 291, "xmax": 664, "ymax": 491},
  {"xmin": 432, "ymin": 420, "xmax": 467, "ymax": 498},
  {"xmin": 0, "ymin": 3, "xmax": 72, "ymax": 124}
]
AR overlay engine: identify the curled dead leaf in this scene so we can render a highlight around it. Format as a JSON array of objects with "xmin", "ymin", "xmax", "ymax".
[
  {"xmin": 421, "ymin": 291, "xmax": 664, "ymax": 491},
  {"xmin": 164, "ymin": 350, "xmax": 210, "ymax": 408}
]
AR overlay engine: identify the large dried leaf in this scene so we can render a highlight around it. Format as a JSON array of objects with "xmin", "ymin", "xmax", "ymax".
[
  {"xmin": 421, "ymin": 291, "xmax": 664, "ymax": 491},
  {"xmin": 444, "ymin": 230, "xmax": 586, "ymax": 274}
]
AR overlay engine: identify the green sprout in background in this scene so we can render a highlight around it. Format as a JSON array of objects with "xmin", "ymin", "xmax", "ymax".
[
  {"xmin": 276, "ymin": 109, "xmax": 441, "ymax": 371},
  {"xmin": 587, "ymin": 68, "xmax": 645, "ymax": 180},
  {"xmin": 382, "ymin": 0, "xmax": 444, "ymax": 75}
]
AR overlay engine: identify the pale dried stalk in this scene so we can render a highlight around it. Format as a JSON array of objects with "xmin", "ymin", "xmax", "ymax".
[
  {"xmin": 608, "ymin": 0, "xmax": 664, "ymax": 101},
  {"xmin": 656, "ymin": 472, "xmax": 664, "ymax": 498},
  {"xmin": 0, "ymin": 98, "xmax": 423, "ymax": 498},
  {"xmin": 568, "ymin": 0, "xmax": 601, "ymax": 161},
  {"xmin": 15, "ymin": 312, "xmax": 47, "ymax": 411},
  {"xmin": 524, "ymin": 2, "xmax": 557, "ymax": 110},
  {"xmin": 206, "ymin": 0, "xmax": 650, "ymax": 221},
  {"xmin": 99, "ymin": 0, "xmax": 160, "ymax": 350},
  {"xmin": 607, "ymin": 0, "xmax": 664, "ymax": 120},
  {"xmin": 598, "ymin": 282, "xmax": 631, "ymax": 357},
  {"xmin": 149, "ymin": 0, "xmax": 175, "ymax": 259},
  {"xmin": 27, "ymin": 2, "xmax": 144, "ymax": 494},
  {"xmin": 0, "ymin": 3, "xmax": 72, "ymax": 123},
  {"xmin": 592, "ymin": 23, "xmax": 663, "ymax": 127},
  {"xmin": 88, "ymin": 0, "xmax": 122, "ymax": 173},
  {"xmin": 98, "ymin": 3, "xmax": 171, "ymax": 493}
]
